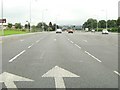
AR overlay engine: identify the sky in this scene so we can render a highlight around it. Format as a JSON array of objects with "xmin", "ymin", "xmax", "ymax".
[{"xmin": 0, "ymin": 0, "xmax": 119, "ymax": 26}]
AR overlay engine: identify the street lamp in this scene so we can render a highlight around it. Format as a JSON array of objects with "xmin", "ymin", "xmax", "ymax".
[
  {"xmin": 1, "ymin": 0, "xmax": 4, "ymax": 35},
  {"xmin": 29, "ymin": 0, "xmax": 31, "ymax": 32},
  {"xmin": 42, "ymin": 9, "xmax": 47, "ymax": 32},
  {"xmin": 101, "ymin": 10, "xmax": 108, "ymax": 30}
]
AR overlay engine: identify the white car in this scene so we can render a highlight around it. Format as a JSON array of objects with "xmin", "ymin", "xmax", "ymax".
[
  {"xmin": 102, "ymin": 29, "xmax": 109, "ymax": 34},
  {"xmin": 56, "ymin": 29, "xmax": 62, "ymax": 33},
  {"xmin": 91, "ymin": 29, "xmax": 95, "ymax": 32}
]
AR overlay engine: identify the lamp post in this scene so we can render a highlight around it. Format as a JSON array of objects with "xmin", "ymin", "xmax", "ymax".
[
  {"xmin": 1, "ymin": 0, "xmax": 4, "ymax": 35},
  {"xmin": 29, "ymin": 0, "xmax": 31, "ymax": 32},
  {"xmin": 42, "ymin": 9, "xmax": 47, "ymax": 32},
  {"xmin": 101, "ymin": 10, "xmax": 108, "ymax": 30}
]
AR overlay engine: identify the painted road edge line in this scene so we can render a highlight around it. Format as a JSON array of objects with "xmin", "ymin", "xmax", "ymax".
[
  {"xmin": 74, "ymin": 44, "xmax": 81, "ymax": 49},
  {"xmin": 85, "ymin": 51, "xmax": 102, "ymax": 62},
  {"xmin": 9, "ymin": 50, "xmax": 26, "ymax": 63},
  {"xmin": 114, "ymin": 71, "xmax": 120, "ymax": 76}
]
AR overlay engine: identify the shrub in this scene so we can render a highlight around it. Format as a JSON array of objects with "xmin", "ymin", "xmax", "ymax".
[{"xmin": 110, "ymin": 28, "xmax": 118, "ymax": 32}]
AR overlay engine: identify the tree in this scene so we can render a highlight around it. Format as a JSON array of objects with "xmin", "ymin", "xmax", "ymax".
[
  {"xmin": 82, "ymin": 18, "xmax": 97, "ymax": 30},
  {"xmin": 15, "ymin": 23, "xmax": 22, "ymax": 29},
  {"xmin": 8, "ymin": 23, "xmax": 12, "ymax": 28},
  {"xmin": 37, "ymin": 22, "xmax": 48, "ymax": 31},
  {"xmin": 36, "ymin": 22, "xmax": 43, "ymax": 28},
  {"xmin": 49, "ymin": 22, "xmax": 52, "ymax": 27},
  {"xmin": 107, "ymin": 20, "xmax": 117, "ymax": 28},
  {"xmin": 98, "ymin": 20, "xmax": 106, "ymax": 28}
]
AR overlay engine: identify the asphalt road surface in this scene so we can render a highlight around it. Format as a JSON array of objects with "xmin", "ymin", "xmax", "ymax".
[{"xmin": 0, "ymin": 31, "xmax": 119, "ymax": 89}]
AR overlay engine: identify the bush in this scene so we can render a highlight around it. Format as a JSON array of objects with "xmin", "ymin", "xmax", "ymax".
[
  {"xmin": 97, "ymin": 28, "xmax": 103, "ymax": 32},
  {"xmin": 110, "ymin": 28, "xmax": 118, "ymax": 32}
]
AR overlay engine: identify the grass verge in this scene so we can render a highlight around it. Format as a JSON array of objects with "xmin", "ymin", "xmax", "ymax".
[{"xmin": 0, "ymin": 29, "xmax": 28, "ymax": 36}]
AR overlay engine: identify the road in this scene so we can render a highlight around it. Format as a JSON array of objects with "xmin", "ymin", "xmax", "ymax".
[{"xmin": 0, "ymin": 31, "xmax": 119, "ymax": 89}]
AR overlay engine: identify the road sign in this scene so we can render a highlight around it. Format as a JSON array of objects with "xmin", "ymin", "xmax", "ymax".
[
  {"xmin": 0, "ymin": 72, "xmax": 34, "ymax": 88},
  {"xmin": 0, "ymin": 19, "xmax": 6, "ymax": 23},
  {"xmin": 42, "ymin": 66, "xmax": 80, "ymax": 88}
]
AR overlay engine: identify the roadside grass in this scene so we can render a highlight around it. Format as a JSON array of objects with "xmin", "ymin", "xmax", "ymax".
[{"xmin": 0, "ymin": 29, "xmax": 28, "ymax": 36}]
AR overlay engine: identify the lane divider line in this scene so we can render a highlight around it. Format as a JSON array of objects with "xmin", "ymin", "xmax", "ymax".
[
  {"xmin": 70, "ymin": 41, "xmax": 74, "ymax": 44},
  {"xmin": 36, "ymin": 40, "xmax": 40, "ymax": 43},
  {"xmin": 28, "ymin": 44, "xmax": 34, "ymax": 49},
  {"xmin": 114, "ymin": 71, "xmax": 120, "ymax": 76},
  {"xmin": 83, "ymin": 40, "xmax": 88, "ymax": 42},
  {"xmin": 74, "ymin": 44, "xmax": 81, "ymax": 49},
  {"xmin": 9, "ymin": 50, "xmax": 26, "ymax": 63},
  {"xmin": 85, "ymin": 51, "xmax": 102, "ymax": 62},
  {"xmin": 20, "ymin": 39, "xmax": 24, "ymax": 42}
]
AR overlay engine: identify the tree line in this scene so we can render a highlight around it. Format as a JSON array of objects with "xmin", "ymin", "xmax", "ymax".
[
  {"xmin": 82, "ymin": 17, "xmax": 120, "ymax": 32},
  {"xmin": 7, "ymin": 22, "xmax": 59, "ymax": 32}
]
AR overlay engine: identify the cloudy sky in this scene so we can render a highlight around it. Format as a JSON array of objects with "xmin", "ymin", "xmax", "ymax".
[{"xmin": 0, "ymin": 0, "xmax": 119, "ymax": 25}]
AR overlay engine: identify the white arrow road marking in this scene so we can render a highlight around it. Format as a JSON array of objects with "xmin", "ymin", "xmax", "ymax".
[
  {"xmin": 9, "ymin": 50, "xmax": 26, "ymax": 63},
  {"xmin": 0, "ymin": 72, "xmax": 34, "ymax": 88},
  {"xmin": 42, "ymin": 66, "xmax": 80, "ymax": 88}
]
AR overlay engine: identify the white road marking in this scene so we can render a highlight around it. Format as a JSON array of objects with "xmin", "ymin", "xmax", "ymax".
[
  {"xmin": 28, "ymin": 44, "xmax": 34, "ymax": 49},
  {"xmin": 114, "ymin": 71, "xmax": 120, "ymax": 76},
  {"xmin": 68, "ymin": 39, "xmax": 70, "ymax": 41},
  {"xmin": 9, "ymin": 50, "xmax": 26, "ymax": 63},
  {"xmin": 36, "ymin": 40, "xmax": 40, "ymax": 43},
  {"xmin": 83, "ymin": 40, "xmax": 88, "ymax": 42},
  {"xmin": 74, "ymin": 44, "xmax": 81, "ymax": 49},
  {"xmin": 0, "ymin": 72, "xmax": 33, "ymax": 88},
  {"xmin": 85, "ymin": 51, "xmax": 102, "ymax": 62},
  {"xmin": 20, "ymin": 39, "xmax": 24, "ymax": 42},
  {"xmin": 42, "ymin": 66, "xmax": 80, "ymax": 88},
  {"xmin": 54, "ymin": 39, "xmax": 56, "ymax": 41},
  {"xmin": 70, "ymin": 41, "xmax": 74, "ymax": 43},
  {"xmin": 40, "ymin": 52, "xmax": 45, "ymax": 59}
]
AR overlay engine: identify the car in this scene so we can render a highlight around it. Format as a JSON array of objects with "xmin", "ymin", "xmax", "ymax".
[
  {"xmin": 91, "ymin": 29, "xmax": 95, "ymax": 33},
  {"xmin": 56, "ymin": 29, "xmax": 62, "ymax": 33},
  {"xmin": 67, "ymin": 29, "xmax": 74, "ymax": 33},
  {"xmin": 102, "ymin": 29, "xmax": 109, "ymax": 34}
]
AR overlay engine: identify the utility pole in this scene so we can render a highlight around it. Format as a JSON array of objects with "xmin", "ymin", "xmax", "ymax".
[
  {"xmin": 29, "ymin": 0, "xmax": 31, "ymax": 32},
  {"xmin": 1, "ymin": 0, "xmax": 4, "ymax": 35}
]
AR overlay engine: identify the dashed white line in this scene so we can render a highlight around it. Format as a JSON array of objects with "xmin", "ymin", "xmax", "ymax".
[
  {"xmin": 20, "ymin": 39, "xmax": 24, "ymax": 42},
  {"xmin": 70, "ymin": 41, "xmax": 74, "ymax": 44},
  {"xmin": 68, "ymin": 39, "xmax": 70, "ymax": 41},
  {"xmin": 9, "ymin": 50, "xmax": 26, "ymax": 63},
  {"xmin": 74, "ymin": 44, "xmax": 81, "ymax": 49},
  {"xmin": 114, "ymin": 71, "xmax": 120, "ymax": 76},
  {"xmin": 85, "ymin": 51, "xmax": 102, "ymax": 62},
  {"xmin": 54, "ymin": 39, "xmax": 56, "ymax": 41},
  {"xmin": 36, "ymin": 40, "xmax": 40, "ymax": 43},
  {"xmin": 28, "ymin": 44, "xmax": 34, "ymax": 49},
  {"xmin": 83, "ymin": 40, "xmax": 87, "ymax": 42}
]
